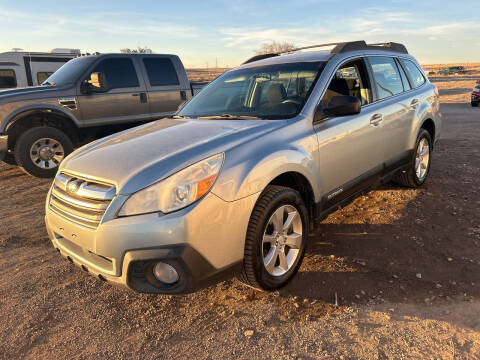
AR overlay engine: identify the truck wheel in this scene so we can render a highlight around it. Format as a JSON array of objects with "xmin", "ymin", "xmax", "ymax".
[
  {"xmin": 14, "ymin": 127, "xmax": 73, "ymax": 178},
  {"xmin": 394, "ymin": 129, "xmax": 432, "ymax": 188},
  {"xmin": 471, "ymin": 101, "xmax": 479, "ymax": 107},
  {"xmin": 238, "ymin": 185, "xmax": 308, "ymax": 291}
]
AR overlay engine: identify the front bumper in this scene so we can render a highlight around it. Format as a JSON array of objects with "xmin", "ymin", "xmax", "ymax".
[
  {"xmin": 45, "ymin": 190, "xmax": 259, "ymax": 294},
  {"xmin": 0, "ymin": 134, "xmax": 7, "ymax": 162}
]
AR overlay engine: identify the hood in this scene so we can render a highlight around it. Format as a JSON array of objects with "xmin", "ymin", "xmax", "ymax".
[
  {"xmin": 61, "ymin": 117, "xmax": 283, "ymax": 194},
  {"xmin": 0, "ymin": 85, "xmax": 69, "ymax": 102}
]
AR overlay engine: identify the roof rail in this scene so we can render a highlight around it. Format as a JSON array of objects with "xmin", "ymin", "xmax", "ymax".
[
  {"xmin": 243, "ymin": 53, "xmax": 279, "ymax": 64},
  {"xmin": 243, "ymin": 40, "xmax": 408, "ymax": 64},
  {"xmin": 332, "ymin": 41, "xmax": 408, "ymax": 54}
]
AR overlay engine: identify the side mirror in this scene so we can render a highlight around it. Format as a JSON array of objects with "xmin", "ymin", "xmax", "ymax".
[
  {"xmin": 89, "ymin": 72, "xmax": 108, "ymax": 92},
  {"xmin": 314, "ymin": 95, "xmax": 361, "ymax": 122},
  {"xmin": 81, "ymin": 72, "xmax": 108, "ymax": 94}
]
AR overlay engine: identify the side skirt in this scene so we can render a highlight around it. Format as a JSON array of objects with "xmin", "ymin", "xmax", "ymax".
[{"xmin": 313, "ymin": 150, "xmax": 413, "ymax": 226}]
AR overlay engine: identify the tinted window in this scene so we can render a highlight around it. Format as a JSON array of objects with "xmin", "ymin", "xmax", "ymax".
[
  {"xmin": 369, "ymin": 57, "xmax": 404, "ymax": 100},
  {"xmin": 92, "ymin": 58, "xmax": 139, "ymax": 89},
  {"xmin": 400, "ymin": 59, "xmax": 425, "ymax": 88},
  {"xmin": 44, "ymin": 57, "xmax": 95, "ymax": 86},
  {"xmin": 37, "ymin": 72, "xmax": 53, "ymax": 85},
  {"xmin": 0, "ymin": 69, "xmax": 16, "ymax": 88},
  {"xmin": 396, "ymin": 60, "xmax": 411, "ymax": 91},
  {"xmin": 143, "ymin": 58, "xmax": 179, "ymax": 86},
  {"xmin": 178, "ymin": 62, "xmax": 325, "ymax": 119}
]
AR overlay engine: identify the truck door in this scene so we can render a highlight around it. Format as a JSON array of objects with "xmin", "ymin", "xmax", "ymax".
[
  {"xmin": 77, "ymin": 57, "xmax": 149, "ymax": 126},
  {"xmin": 139, "ymin": 56, "xmax": 191, "ymax": 118}
]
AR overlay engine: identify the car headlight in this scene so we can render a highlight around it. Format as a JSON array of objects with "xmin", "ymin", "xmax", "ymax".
[{"xmin": 118, "ymin": 153, "xmax": 224, "ymax": 216}]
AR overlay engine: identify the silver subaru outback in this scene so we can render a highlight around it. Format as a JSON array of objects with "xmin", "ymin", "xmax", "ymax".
[{"xmin": 45, "ymin": 41, "xmax": 441, "ymax": 294}]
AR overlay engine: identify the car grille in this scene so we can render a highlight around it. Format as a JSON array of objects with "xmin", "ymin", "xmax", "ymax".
[{"xmin": 49, "ymin": 172, "xmax": 116, "ymax": 229}]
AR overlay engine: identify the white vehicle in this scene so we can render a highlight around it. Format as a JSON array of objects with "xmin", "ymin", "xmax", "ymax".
[{"xmin": 0, "ymin": 49, "xmax": 80, "ymax": 89}]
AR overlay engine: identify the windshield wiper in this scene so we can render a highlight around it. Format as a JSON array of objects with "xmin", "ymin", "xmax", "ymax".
[
  {"xmin": 197, "ymin": 114, "xmax": 262, "ymax": 120},
  {"xmin": 172, "ymin": 115, "xmax": 191, "ymax": 119},
  {"xmin": 42, "ymin": 81, "xmax": 55, "ymax": 86}
]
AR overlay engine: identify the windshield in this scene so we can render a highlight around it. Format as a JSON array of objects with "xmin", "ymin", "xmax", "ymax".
[
  {"xmin": 178, "ymin": 61, "xmax": 325, "ymax": 120},
  {"xmin": 42, "ymin": 57, "xmax": 96, "ymax": 86}
]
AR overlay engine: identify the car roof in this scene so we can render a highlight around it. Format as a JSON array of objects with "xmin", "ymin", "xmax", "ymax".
[
  {"xmin": 237, "ymin": 48, "xmax": 415, "ymax": 70},
  {"xmin": 79, "ymin": 53, "xmax": 178, "ymax": 60}
]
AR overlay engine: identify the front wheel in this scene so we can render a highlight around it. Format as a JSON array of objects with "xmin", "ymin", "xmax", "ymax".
[
  {"xmin": 238, "ymin": 185, "xmax": 309, "ymax": 291},
  {"xmin": 394, "ymin": 129, "xmax": 432, "ymax": 188},
  {"xmin": 14, "ymin": 127, "xmax": 73, "ymax": 178}
]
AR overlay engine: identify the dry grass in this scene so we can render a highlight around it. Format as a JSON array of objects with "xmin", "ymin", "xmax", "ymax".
[
  {"xmin": 423, "ymin": 63, "xmax": 480, "ymax": 76},
  {"xmin": 187, "ymin": 68, "xmax": 229, "ymax": 82}
]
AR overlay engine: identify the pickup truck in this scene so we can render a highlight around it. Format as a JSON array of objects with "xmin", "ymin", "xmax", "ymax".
[
  {"xmin": 0, "ymin": 53, "xmax": 206, "ymax": 177},
  {"xmin": 438, "ymin": 66, "xmax": 465, "ymax": 75}
]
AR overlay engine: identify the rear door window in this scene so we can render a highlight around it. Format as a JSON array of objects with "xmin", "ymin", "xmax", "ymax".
[
  {"xmin": 0, "ymin": 69, "xmax": 17, "ymax": 88},
  {"xmin": 91, "ymin": 58, "xmax": 139, "ymax": 89},
  {"xmin": 143, "ymin": 58, "xmax": 179, "ymax": 86},
  {"xmin": 368, "ymin": 57, "xmax": 404, "ymax": 100},
  {"xmin": 400, "ymin": 59, "xmax": 426, "ymax": 88}
]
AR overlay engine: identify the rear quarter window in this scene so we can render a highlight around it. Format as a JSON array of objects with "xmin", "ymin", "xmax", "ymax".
[
  {"xmin": 37, "ymin": 72, "xmax": 53, "ymax": 85},
  {"xmin": 400, "ymin": 59, "xmax": 426, "ymax": 88},
  {"xmin": 143, "ymin": 58, "xmax": 180, "ymax": 86},
  {"xmin": 0, "ymin": 69, "xmax": 17, "ymax": 88}
]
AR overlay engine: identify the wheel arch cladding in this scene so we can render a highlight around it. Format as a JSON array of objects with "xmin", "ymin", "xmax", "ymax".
[
  {"xmin": 5, "ymin": 109, "xmax": 79, "ymax": 149},
  {"xmin": 421, "ymin": 118, "xmax": 435, "ymax": 144}
]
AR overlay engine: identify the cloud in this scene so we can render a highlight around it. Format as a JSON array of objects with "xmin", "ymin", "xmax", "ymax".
[
  {"xmin": 0, "ymin": 7, "xmax": 201, "ymax": 40},
  {"xmin": 220, "ymin": 8, "xmax": 417, "ymax": 48}
]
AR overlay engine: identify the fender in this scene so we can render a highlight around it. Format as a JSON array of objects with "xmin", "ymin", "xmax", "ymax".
[
  {"xmin": 2, "ymin": 104, "xmax": 80, "ymax": 133},
  {"xmin": 213, "ymin": 140, "xmax": 322, "ymax": 203}
]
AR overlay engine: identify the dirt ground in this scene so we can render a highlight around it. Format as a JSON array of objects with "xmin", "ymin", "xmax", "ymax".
[{"xmin": 1, "ymin": 77, "xmax": 480, "ymax": 359}]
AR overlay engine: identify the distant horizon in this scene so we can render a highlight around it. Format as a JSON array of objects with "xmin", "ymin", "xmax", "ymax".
[{"xmin": 1, "ymin": 0, "xmax": 479, "ymax": 68}]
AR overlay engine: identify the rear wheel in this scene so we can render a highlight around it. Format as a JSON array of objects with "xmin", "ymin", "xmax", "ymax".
[
  {"xmin": 14, "ymin": 127, "xmax": 73, "ymax": 178},
  {"xmin": 394, "ymin": 129, "xmax": 432, "ymax": 188},
  {"xmin": 238, "ymin": 185, "xmax": 308, "ymax": 290},
  {"xmin": 471, "ymin": 101, "xmax": 479, "ymax": 107}
]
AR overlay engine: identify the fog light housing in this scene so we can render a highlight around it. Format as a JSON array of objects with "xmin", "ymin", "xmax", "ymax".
[{"xmin": 152, "ymin": 262, "xmax": 179, "ymax": 284}]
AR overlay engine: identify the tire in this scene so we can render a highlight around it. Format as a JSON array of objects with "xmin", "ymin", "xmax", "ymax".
[
  {"xmin": 472, "ymin": 101, "xmax": 479, "ymax": 107},
  {"xmin": 14, "ymin": 127, "xmax": 73, "ymax": 178},
  {"xmin": 238, "ymin": 185, "xmax": 309, "ymax": 291},
  {"xmin": 394, "ymin": 129, "xmax": 432, "ymax": 188}
]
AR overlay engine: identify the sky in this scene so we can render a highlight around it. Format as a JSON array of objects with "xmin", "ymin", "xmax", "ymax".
[{"xmin": 0, "ymin": 0, "xmax": 479, "ymax": 68}]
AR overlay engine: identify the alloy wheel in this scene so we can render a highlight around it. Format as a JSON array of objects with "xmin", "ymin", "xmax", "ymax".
[
  {"xmin": 29, "ymin": 138, "xmax": 65, "ymax": 169},
  {"xmin": 262, "ymin": 204, "xmax": 303, "ymax": 277},
  {"xmin": 415, "ymin": 138, "xmax": 430, "ymax": 181}
]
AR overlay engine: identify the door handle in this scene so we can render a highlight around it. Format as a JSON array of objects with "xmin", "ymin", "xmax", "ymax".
[
  {"xmin": 370, "ymin": 114, "xmax": 383, "ymax": 126},
  {"xmin": 410, "ymin": 98, "xmax": 420, "ymax": 108},
  {"xmin": 132, "ymin": 92, "xmax": 148, "ymax": 103}
]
